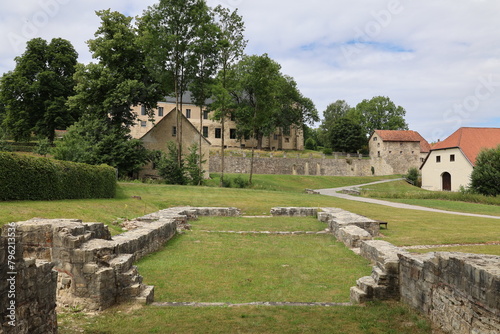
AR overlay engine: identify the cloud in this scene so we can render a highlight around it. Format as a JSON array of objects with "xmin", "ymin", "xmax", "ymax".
[{"xmin": 1, "ymin": 0, "xmax": 499, "ymax": 141}]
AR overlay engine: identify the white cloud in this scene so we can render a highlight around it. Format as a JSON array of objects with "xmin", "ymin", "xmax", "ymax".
[{"xmin": 1, "ymin": 0, "xmax": 499, "ymax": 141}]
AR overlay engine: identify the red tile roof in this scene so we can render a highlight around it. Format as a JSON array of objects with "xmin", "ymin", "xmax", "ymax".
[
  {"xmin": 431, "ymin": 127, "xmax": 500, "ymax": 165},
  {"xmin": 374, "ymin": 130, "xmax": 431, "ymax": 153}
]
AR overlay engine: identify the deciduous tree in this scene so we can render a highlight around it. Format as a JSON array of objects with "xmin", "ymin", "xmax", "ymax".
[
  {"xmin": 0, "ymin": 38, "xmax": 78, "ymax": 141},
  {"xmin": 329, "ymin": 116, "xmax": 365, "ymax": 153},
  {"xmin": 470, "ymin": 145, "xmax": 500, "ymax": 196}
]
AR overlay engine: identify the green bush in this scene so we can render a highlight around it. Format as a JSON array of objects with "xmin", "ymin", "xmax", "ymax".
[
  {"xmin": 405, "ymin": 167, "xmax": 421, "ymax": 187},
  {"xmin": 0, "ymin": 152, "xmax": 116, "ymax": 201},
  {"xmin": 322, "ymin": 148, "xmax": 333, "ymax": 156},
  {"xmin": 470, "ymin": 145, "xmax": 500, "ymax": 196}
]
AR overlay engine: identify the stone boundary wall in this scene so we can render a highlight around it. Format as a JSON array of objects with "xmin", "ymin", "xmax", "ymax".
[
  {"xmin": 274, "ymin": 207, "xmax": 500, "ymax": 334},
  {"xmin": 1, "ymin": 229, "xmax": 58, "ymax": 334},
  {"xmin": 210, "ymin": 156, "xmax": 399, "ymax": 176}
]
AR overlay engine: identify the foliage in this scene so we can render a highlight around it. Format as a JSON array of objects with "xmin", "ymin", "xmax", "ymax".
[
  {"xmin": 156, "ymin": 141, "xmax": 186, "ymax": 185},
  {"xmin": 322, "ymin": 147, "xmax": 333, "ymax": 155},
  {"xmin": 68, "ymin": 10, "xmax": 162, "ymax": 128},
  {"xmin": 405, "ymin": 167, "xmax": 421, "ymax": 187},
  {"xmin": 34, "ymin": 137, "xmax": 51, "ymax": 156},
  {"xmin": 470, "ymin": 145, "xmax": 500, "ymax": 196},
  {"xmin": 318, "ymin": 100, "xmax": 352, "ymax": 147},
  {"xmin": 305, "ymin": 137, "xmax": 317, "ymax": 150},
  {"xmin": 0, "ymin": 152, "xmax": 116, "ymax": 201},
  {"xmin": 329, "ymin": 116, "xmax": 365, "ymax": 152},
  {"xmin": 0, "ymin": 38, "xmax": 79, "ymax": 141},
  {"xmin": 185, "ymin": 143, "xmax": 206, "ymax": 185},
  {"xmin": 0, "ymin": 126, "xmax": 11, "ymax": 152},
  {"xmin": 351, "ymin": 96, "xmax": 409, "ymax": 138},
  {"xmin": 140, "ymin": 0, "xmax": 214, "ymax": 165},
  {"xmin": 52, "ymin": 115, "xmax": 149, "ymax": 177}
]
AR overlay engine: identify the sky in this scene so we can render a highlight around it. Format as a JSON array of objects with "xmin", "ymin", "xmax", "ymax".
[{"xmin": 1, "ymin": 0, "xmax": 499, "ymax": 142}]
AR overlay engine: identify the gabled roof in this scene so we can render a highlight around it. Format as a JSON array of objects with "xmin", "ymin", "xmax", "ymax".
[
  {"xmin": 430, "ymin": 127, "xmax": 500, "ymax": 165},
  {"xmin": 373, "ymin": 130, "xmax": 431, "ymax": 153}
]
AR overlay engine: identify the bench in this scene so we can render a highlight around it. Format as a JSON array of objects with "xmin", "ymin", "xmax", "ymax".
[{"xmin": 379, "ymin": 222, "xmax": 388, "ymax": 229}]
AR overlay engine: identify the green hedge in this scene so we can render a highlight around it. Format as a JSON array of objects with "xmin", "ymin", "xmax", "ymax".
[{"xmin": 0, "ymin": 152, "xmax": 116, "ymax": 201}]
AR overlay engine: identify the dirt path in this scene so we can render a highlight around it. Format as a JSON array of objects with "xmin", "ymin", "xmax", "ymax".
[{"xmin": 315, "ymin": 179, "xmax": 500, "ymax": 220}]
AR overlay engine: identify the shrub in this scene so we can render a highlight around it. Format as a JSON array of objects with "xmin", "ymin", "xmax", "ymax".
[
  {"xmin": 0, "ymin": 152, "xmax": 116, "ymax": 201},
  {"xmin": 405, "ymin": 167, "xmax": 421, "ymax": 187},
  {"xmin": 322, "ymin": 148, "xmax": 333, "ymax": 156},
  {"xmin": 305, "ymin": 138, "xmax": 317, "ymax": 150},
  {"xmin": 470, "ymin": 145, "xmax": 500, "ymax": 196}
]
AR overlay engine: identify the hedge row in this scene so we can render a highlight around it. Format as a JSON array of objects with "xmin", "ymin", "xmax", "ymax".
[{"xmin": 0, "ymin": 152, "xmax": 116, "ymax": 201}]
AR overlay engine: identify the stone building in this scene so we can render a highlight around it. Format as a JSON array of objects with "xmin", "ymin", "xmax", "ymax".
[
  {"xmin": 420, "ymin": 127, "xmax": 500, "ymax": 191},
  {"xmin": 137, "ymin": 108, "xmax": 211, "ymax": 179},
  {"xmin": 130, "ymin": 93, "xmax": 304, "ymax": 151},
  {"xmin": 369, "ymin": 130, "xmax": 431, "ymax": 175}
]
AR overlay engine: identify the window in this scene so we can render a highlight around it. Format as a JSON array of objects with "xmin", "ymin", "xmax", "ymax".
[
  {"xmin": 158, "ymin": 107, "xmax": 164, "ymax": 117},
  {"xmin": 373, "ymin": 137, "xmax": 378, "ymax": 141},
  {"xmin": 186, "ymin": 109, "xmax": 191, "ymax": 118},
  {"xmin": 230, "ymin": 113, "xmax": 235, "ymax": 121},
  {"xmin": 140, "ymin": 120, "xmax": 147, "ymax": 127},
  {"xmin": 389, "ymin": 151, "xmax": 392, "ymax": 154},
  {"xmin": 141, "ymin": 105, "xmax": 146, "ymax": 116},
  {"xmin": 203, "ymin": 111, "xmax": 209, "ymax": 120},
  {"xmin": 411, "ymin": 151, "xmax": 415, "ymax": 155},
  {"xmin": 450, "ymin": 154, "xmax": 455, "ymax": 162},
  {"xmin": 436, "ymin": 155, "xmax": 441, "ymax": 163},
  {"xmin": 377, "ymin": 143, "xmax": 380, "ymax": 147},
  {"xmin": 273, "ymin": 134, "xmax": 278, "ymax": 140},
  {"xmin": 215, "ymin": 128, "xmax": 221, "ymax": 139},
  {"xmin": 172, "ymin": 126, "xmax": 177, "ymax": 137},
  {"xmin": 377, "ymin": 151, "xmax": 381, "ymax": 157},
  {"xmin": 202, "ymin": 126, "xmax": 209, "ymax": 138},
  {"xmin": 285, "ymin": 138, "xmax": 290, "ymax": 143},
  {"xmin": 400, "ymin": 142, "xmax": 403, "ymax": 146},
  {"xmin": 400, "ymin": 151, "xmax": 403, "ymax": 155}
]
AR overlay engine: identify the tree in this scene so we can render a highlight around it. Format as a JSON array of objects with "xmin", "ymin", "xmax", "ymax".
[
  {"xmin": 52, "ymin": 114, "xmax": 149, "ymax": 176},
  {"xmin": 209, "ymin": 5, "xmax": 247, "ymax": 187},
  {"xmin": 352, "ymin": 96, "xmax": 408, "ymax": 138},
  {"xmin": 156, "ymin": 141, "xmax": 186, "ymax": 185},
  {"xmin": 470, "ymin": 145, "xmax": 500, "ymax": 196},
  {"xmin": 329, "ymin": 116, "xmax": 365, "ymax": 153},
  {"xmin": 318, "ymin": 100, "xmax": 352, "ymax": 147},
  {"xmin": 68, "ymin": 10, "xmax": 161, "ymax": 128},
  {"xmin": 228, "ymin": 54, "xmax": 317, "ymax": 183},
  {"xmin": 140, "ymin": 0, "xmax": 213, "ymax": 166},
  {"xmin": 0, "ymin": 38, "xmax": 78, "ymax": 141}
]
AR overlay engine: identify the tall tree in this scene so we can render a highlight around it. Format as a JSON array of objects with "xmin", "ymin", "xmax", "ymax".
[
  {"xmin": 352, "ymin": 96, "xmax": 408, "ymax": 138},
  {"xmin": 318, "ymin": 100, "xmax": 352, "ymax": 147},
  {"xmin": 139, "ymin": 0, "xmax": 213, "ymax": 166},
  {"xmin": 209, "ymin": 5, "xmax": 247, "ymax": 186},
  {"xmin": 68, "ymin": 10, "xmax": 161, "ymax": 127},
  {"xmin": 329, "ymin": 116, "xmax": 365, "ymax": 153},
  {"xmin": 0, "ymin": 37, "xmax": 78, "ymax": 141},
  {"xmin": 470, "ymin": 145, "xmax": 500, "ymax": 196},
  {"xmin": 228, "ymin": 54, "xmax": 316, "ymax": 183}
]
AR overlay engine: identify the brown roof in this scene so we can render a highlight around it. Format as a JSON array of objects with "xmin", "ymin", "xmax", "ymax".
[
  {"xmin": 431, "ymin": 127, "xmax": 500, "ymax": 165},
  {"xmin": 374, "ymin": 130, "xmax": 431, "ymax": 153}
]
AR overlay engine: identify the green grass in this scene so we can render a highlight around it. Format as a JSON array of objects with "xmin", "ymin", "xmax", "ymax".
[
  {"xmin": 137, "ymin": 218, "xmax": 369, "ymax": 303},
  {"xmin": 206, "ymin": 173, "xmax": 399, "ymax": 192},
  {"xmin": 192, "ymin": 216, "xmax": 326, "ymax": 232},
  {"xmin": 59, "ymin": 302, "xmax": 433, "ymax": 334},
  {"xmin": 409, "ymin": 245, "xmax": 500, "ymax": 256}
]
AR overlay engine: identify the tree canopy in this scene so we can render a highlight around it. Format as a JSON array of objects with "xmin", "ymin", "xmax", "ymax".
[
  {"xmin": 329, "ymin": 116, "xmax": 365, "ymax": 153},
  {"xmin": 0, "ymin": 37, "xmax": 78, "ymax": 141},
  {"xmin": 351, "ymin": 96, "xmax": 409, "ymax": 138},
  {"xmin": 470, "ymin": 145, "xmax": 500, "ymax": 196}
]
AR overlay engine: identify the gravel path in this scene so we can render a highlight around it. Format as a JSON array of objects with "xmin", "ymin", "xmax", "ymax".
[{"xmin": 315, "ymin": 179, "xmax": 500, "ymax": 220}]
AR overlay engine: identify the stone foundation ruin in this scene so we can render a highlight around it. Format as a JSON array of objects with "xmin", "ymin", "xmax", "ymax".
[{"xmin": 1, "ymin": 206, "xmax": 499, "ymax": 334}]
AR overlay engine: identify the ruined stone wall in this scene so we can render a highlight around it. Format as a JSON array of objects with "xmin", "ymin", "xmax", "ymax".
[
  {"xmin": 209, "ymin": 155, "xmax": 412, "ymax": 176},
  {"xmin": 399, "ymin": 252, "xmax": 500, "ymax": 334},
  {"xmin": 1, "ymin": 224, "xmax": 58, "ymax": 334}
]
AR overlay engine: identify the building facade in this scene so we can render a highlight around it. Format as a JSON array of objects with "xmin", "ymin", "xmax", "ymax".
[
  {"xmin": 369, "ymin": 130, "xmax": 431, "ymax": 175},
  {"xmin": 420, "ymin": 127, "xmax": 500, "ymax": 191},
  {"xmin": 130, "ymin": 94, "xmax": 304, "ymax": 151}
]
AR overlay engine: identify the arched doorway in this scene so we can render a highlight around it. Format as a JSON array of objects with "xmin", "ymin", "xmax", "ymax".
[{"xmin": 442, "ymin": 172, "xmax": 451, "ymax": 191}]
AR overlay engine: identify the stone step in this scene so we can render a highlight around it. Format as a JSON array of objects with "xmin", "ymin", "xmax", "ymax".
[
  {"xmin": 356, "ymin": 276, "xmax": 376, "ymax": 296},
  {"xmin": 108, "ymin": 254, "xmax": 134, "ymax": 273},
  {"xmin": 133, "ymin": 285, "xmax": 155, "ymax": 305},
  {"xmin": 116, "ymin": 267, "xmax": 143, "ymax": 287},
  {"xmin": 350, "ymin": 286, "xmax": 368, "ymax": 304},
  {"xmin": 372, "ymin": 266, "xmax": 388, "ymax": 284}
]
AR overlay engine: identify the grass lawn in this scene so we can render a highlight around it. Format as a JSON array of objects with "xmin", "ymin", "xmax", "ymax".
[
  {"xmin": 59, "ymin": 302, "xmax": 433, "ymax": 334},
  {"xmin": 137, "ymin": 217, "xmax": 370, "ymax": 303}
]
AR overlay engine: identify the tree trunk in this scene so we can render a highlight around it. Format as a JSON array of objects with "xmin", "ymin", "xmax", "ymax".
[
  {"xmin": 199, "ymin": 106, "xmax": 203, "ymax": 185},
  {"xmin": 175, "ymin": 80, "xmax": 182, "ymax": 167},
  {"xmin": 249, "ymin": 141, "xmax": 255, "ymax": 185},
  {"xmin": 219, "ymin": 114, "xmax": 225, "ymax": 187}
]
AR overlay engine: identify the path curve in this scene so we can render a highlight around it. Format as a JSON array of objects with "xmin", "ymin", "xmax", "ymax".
[{"xmin": 315, "ymin": 179, "xmax": 500, "ymax": 220}]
